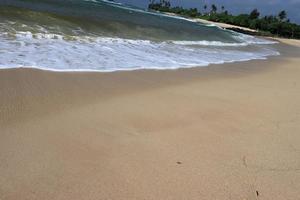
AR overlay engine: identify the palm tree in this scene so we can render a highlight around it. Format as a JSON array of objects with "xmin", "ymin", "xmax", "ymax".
[
  {"xmin": 221, "ymin": 6, "xmax": 225, "ymax": 12},
  {"xmin": 203, "ymin": 4, "xmax": 207, "ymax": 14},
  {"xmin": 250, "ymin": 9, "xmax": 260, "ymax": 19},
  {"xmin": 278, "ymin": 10, "xmax": 287, "ymax": 21},
  {"xmin": 211, "ymin": 4, "xmax": 217, "ymax": 13}
]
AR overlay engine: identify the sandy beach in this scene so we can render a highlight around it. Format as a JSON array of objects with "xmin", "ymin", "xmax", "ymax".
[
  {"xmin": 164, "ymin": 12, "xmax": 259, "ymax": 33},
  {"xmin": 194, "ymin": 18, "xmax": 258, "ymax": 33},
  {"xmin": 0, "ymin": 41, "xmax": 300, "ymax": 199}
]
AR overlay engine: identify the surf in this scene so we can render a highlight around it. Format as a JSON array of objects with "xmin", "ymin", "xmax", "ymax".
[{"xmin": 0, "ymin": 0, "xmax": 279, "ymax": 72}]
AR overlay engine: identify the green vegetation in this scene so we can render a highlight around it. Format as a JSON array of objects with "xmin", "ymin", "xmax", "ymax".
[
  {"xmin": 148, "ymin": 0, "xmax": 199, "ymax": 17},
  {"xmin": 148, "ymin": 0, "xmax": 300, "ymax": 39}
]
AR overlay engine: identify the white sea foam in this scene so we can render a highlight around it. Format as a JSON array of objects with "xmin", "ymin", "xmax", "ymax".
[
  {"xmin": 7, "ymin": 30, "xmax": 277, "ymax": 46},
  {"xmin": 0, "ymin": 30, "xmax": 279, "ymax": 72},
  {"xmin": 233, "ymin": 33, "xmax": 278, "ymax": 45}
]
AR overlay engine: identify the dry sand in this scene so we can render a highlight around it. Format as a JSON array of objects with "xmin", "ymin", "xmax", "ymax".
[
  {"xmin": 0, "ymin": 43, "xmax": 300, "ymax": 200},
  {"xmin": 194, "ymin": 18, "xmax": 258, "ymax": 33},
  {"xmin": 272, "ymin": 37, "xmax": 300, "ymax": 47},
  {"xmin": 165, "ymin": 12, "xmax": 258, "ymax": 33}
]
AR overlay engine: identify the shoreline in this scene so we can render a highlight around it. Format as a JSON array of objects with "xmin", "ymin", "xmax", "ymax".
[
  {"xmin": 165, "ymin": 12, "xmax": 300, "ymax": 41},
  {"xmin": 0, "ymin": 37, "xmax": 285, "ymax": 74},
  {"xmin": 1, "ymin": 42, "xmax": 300, "ymax": 199},
  {"xmin": 191, "ymin": 17, "xmax": 259, "ymax": 33},
  {"xmin": 0, "ymin": 55, "xmax": 278, "ymax": 73}
]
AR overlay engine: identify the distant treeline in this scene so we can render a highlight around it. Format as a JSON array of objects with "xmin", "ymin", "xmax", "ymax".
[{"xmin": 148, "ymin": 0, "xmax": 300, "ymax": 39}]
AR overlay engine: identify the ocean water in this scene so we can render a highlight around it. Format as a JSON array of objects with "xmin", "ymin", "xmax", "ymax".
[{"xmin": 0, "ymin": 0, "xmax": 279, "ymax": 72}]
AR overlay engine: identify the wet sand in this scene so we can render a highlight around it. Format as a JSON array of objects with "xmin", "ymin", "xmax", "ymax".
[{"xmin": 0, "ymin": 42, "xmax": 300, "ymax": 200}]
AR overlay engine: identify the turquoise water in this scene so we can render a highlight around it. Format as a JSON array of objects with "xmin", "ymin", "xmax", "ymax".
[{"xmin": 0, "ymin": 0, "xmax": 279, "ymax": 71}]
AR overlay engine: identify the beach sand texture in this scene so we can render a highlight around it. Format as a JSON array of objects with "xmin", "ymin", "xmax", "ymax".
[{"xmin": 0, "ymin": 42, "xmax": 300, "ymax": 199}]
